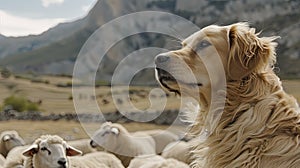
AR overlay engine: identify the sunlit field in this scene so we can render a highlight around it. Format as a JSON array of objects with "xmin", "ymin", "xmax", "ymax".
[
  {"xmin": 0, "ymin": 120, "xmax": 170, "ymax": 143},
  {"xmin": 0, "ymin": 75, "xmax": 181, "ymax": 114},
  {"xmin": 0, "ymin": 75, "xmax": 299, "ymax": 143}
]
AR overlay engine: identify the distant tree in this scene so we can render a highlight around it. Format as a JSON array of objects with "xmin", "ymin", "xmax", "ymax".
[
  {"xmin": 1, "ymin": 68, "xmax": 11, "ymax": 78},
  {"xmin": 26, "ymin": 103, "xmax": 39, "ymax": 111}
]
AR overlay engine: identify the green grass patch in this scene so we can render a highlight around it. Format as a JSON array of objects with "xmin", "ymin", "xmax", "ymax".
[{"xmin": 2, "ymin": 95, "xmax": 40, "ymax": 112}]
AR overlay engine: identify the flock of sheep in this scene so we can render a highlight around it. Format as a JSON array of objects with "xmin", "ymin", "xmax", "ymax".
[{"xmin": 0, "ymin": 122, "xmax": 195, "ymax": 168}]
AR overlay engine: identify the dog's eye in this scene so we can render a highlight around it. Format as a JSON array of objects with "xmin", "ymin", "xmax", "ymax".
[{"xmin": 197, "ymin": 40, "xmax": 211, "ymax": 50}]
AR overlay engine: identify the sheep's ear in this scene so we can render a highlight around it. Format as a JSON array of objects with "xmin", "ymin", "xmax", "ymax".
[
  {"xmin": 227, "ymin": 22, "xmax": 278, "ymax": 80},
  {"xmin": 111, "ymin": 127, "xmax": 119, "ymax": 135},
  {"xmin": 66, "ymin": 145, "xmax": 82, "ymax": 156},
  {"xmin": 23, "ymin": 144, "xmax": 39, "ymax": 157},
  {"xmin": 3, "ymin": 135, "xmax": 11, "ymax": 141}
]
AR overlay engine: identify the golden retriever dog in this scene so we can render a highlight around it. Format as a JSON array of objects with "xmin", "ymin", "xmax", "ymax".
[{"xmin": 155, "ymin": 22, "xmax": 300, "ymax": 168}]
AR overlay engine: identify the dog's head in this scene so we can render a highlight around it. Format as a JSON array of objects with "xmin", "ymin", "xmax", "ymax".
[{"xmin": 155, "ymin": 22, "xmax": 278, "ymax": 98}]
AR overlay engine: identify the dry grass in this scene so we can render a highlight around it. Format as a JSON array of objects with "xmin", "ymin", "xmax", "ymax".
[
  {"xmin": 0, "ymin": 76, "xmax": 180, "ymax": 114},
  {"xmin": 0, "ymin": 76, "xmax": 299, "ymax": 144},
  {"xmin": 282, "ymin": 80, "xmax": 300, "ymax": 102},
  {"xmin": 0, "ymin": 120, "xmax": 171, "ymax": 143},
  {"xmin": 0, "ymin": 76, "xmax": 74, "ymax": 113},
  {"xmin": 2, "ymin": 76, "xmax": 297, "ymax": 115},
  {"xmin": 0, "ymin": 76, "xmax": 298, "ymax": 115}
]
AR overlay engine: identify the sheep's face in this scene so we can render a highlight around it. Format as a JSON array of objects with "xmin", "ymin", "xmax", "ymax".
[
  {"xmin": 23, "ymin": 140, "xmax": 82, "ymax": 168},
  {"xmin": 90, "ymin": 123, "xmax": 120, "ymax": 152},
  {"xmin": 1, "ymin": 131, "xmax": 25, "ymax": 154}
]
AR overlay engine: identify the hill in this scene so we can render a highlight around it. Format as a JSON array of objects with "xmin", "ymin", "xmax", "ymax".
[{"xmin": 0, "ymin": 0, "xmax": 299, "ymax": 83}]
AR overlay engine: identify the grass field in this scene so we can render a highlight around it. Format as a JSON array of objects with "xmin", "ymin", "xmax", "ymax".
[
  {"xmin": 282, "ymin": 79, "xmax": 300, "ymax": 102},
  {"xmin": 0, "ymin": 75, "xmax": 181, "ymax": 114},
  {"xmin": 0, "ymin": 75, "xmax": 299, "ymax": 143},
  {"xmin": 1, "ymin": 76, "xmax": 299, "ymax": 114},
  {"xmin": 0, "ymin": 120, "xmax": 171, "ymax": 143},
  {"xmin": 0, "ymin": 75, "xmax": 182, "ymax": 142}
]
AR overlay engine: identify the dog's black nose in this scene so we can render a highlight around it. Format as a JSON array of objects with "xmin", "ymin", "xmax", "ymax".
[
  {"xmin": 155, "ymin": 54, "xmax": 170, "ymax": 64},
  {"xmin": 58, "ymin": 158, "xmax": 67, "ymax": 166}
]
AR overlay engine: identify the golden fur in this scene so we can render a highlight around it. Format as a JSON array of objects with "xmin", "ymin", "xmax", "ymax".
[{"xmin": 155, "ymin": 22, "xmax": 300, "ymax": 168}]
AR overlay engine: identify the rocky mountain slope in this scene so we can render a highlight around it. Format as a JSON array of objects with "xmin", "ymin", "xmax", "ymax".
[{"xmin": 0, "ymin": 0, "xmax": 299, "ymax": 83}]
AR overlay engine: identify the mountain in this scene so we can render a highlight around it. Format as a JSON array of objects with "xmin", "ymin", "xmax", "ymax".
[
  {"xmin": 0, "ymin": 34, "xmax": 5, "ymax": 39},
  {"xmin": 0, "ymin": 0, "xmax": 136, "ymax": 75},
  {"xmin": 0, "ymin": 18, "xmax": 86, "ymax": 59},
  {"xmin": 0, "ymin": 0, "xmax": 299, "ymax": 83},
  {"xmin": 0, "ymin": 0, "xmax": 135, "ymax": 60}
]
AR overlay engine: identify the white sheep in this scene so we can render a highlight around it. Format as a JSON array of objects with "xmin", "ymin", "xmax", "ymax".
[
  {"xmin": 4, "ymin": 139, "xmax": 99, "ymax": 167},
  {"xmin": 90, "ymin": 122, "xmax": 156, "ymax": 167},
  {"xmin": 0, "ymin": 130, "xmax": 25, "ymax": 157},
  {"xmin": 67, "ymin": 139, "xmax": 97, "ymax": 155},
  {"xmin": 8, "ymin": 146, "xmax": 107, "ymax": 168},
  {"xmin": 22, "ymin": 135, "xmax": 82, "ymax": 168},
  {"xmin": 161, "ymin": 140, "xmax": 194, "ymax": 164},
  {"xmin": 69, "ymin": 152, "xmax": 124, "ymax": 168},
  {"xmin": 22, "ymin": 135, "xmax": 124, "ymax": 168},
  {"xmin": 3, "ymin": 145, "xmax": 29, "ymax": 168},
  {"xmin": 0, "ymin": 154, "xmax": 5, "ymax": 167},
  {"xmin": 128, "ymin": 155, "xmax": 189, "ymax": 168},
  {"xmin": 133, "ymin": 129, "xmax": 179, "ymax": 154}
]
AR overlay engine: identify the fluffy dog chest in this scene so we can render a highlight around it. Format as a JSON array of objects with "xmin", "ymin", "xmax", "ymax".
[{"xmin": 203, "ymin": 94, "xmax": 300, "ymax": 168}]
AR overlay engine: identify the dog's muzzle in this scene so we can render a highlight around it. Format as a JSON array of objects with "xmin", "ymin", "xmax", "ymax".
[
  {"xmin": 154, "ymin": 53, "xmax": 202, "ymax": 94},
  {"xmin": 155, "ymin": 54, "xmax": 174, "ymax": 82}
]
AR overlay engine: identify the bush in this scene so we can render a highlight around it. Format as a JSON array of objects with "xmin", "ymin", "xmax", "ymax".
[
  {"xmin": 4, "ymin": 96, "xmax": 27, "ymax": 112},
  {"xmin": 1, "ymin": 68, "xmax": 11, "ymax": 78},
  {"xmin": 66, "ymin": 82, "xmax": 72, "ymax": 87},
  {"xmin": 56, "ymin": 82, "xmax": 72, "ymax": 88},
  {"xmin": 30, "ymin": 78, "xmax": 44, "ymax": 83},
  {"xmin": 30, "ymin": 78, "xmax": 50, "ymax": 84},
  {"xmin": 14, "ymin": 74, "xmax": 32, "ymax": 80},
  {"xmin": 26, "ymin": 103, "xmax": 39, "ymax": 111},
  {"xmin": 3, "ymin": 96, "xmax": 40, "ymax": 112},
  {"xmin": 95, "ymin": 80, "xmax": 110, "ymax": 87},
  {"xmin": 6, "ymin": 83, "xmax": 16, "ymax": 90}
]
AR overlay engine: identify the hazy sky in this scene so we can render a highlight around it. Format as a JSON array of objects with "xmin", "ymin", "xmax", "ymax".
[{"xmin": 0, "ymin": 0, "xmax": 97, "ymax": 37}]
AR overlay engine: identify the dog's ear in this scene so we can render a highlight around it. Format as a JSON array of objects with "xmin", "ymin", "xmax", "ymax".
[{"xmin": 227, "ymin": 23, "xmax": 278, "ymax": 80}]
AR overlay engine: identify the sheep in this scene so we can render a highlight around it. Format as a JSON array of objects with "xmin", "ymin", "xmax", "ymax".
[
  {"xmin": 90, "ymin": 122, "xmax": 156, "ymax": 167},
  {"xmin": 0, "ymin": 154, "xmax": 5, "ymax": 167},
  {"xmin": 67, "ymin": 139, "xmax": 97, "ymax": 155},
  {"xmin": 22, "ymin": 135, "xmax": 123, "ymax": 168},
  {"xmin": 4, "ymin": 145, "xmax": 29, "ymax": 168},
  {"xmin": 128, "ymin": 155, "xmax": 189, "ymax": 168},
  {"xmin": 133, "ymin": 129, "xmax": 179, "ymax": 154},
  {"xmin": 161, "ymin": 140, "xmax": 194, "ymax": 164},
  {"xmin": 128, "ymin": 155, "xmax": 163, "ymax": 168},
  {"xmin": 69, "ymin": 152, "xmax": 124, "ymax": 168},
  {"xmin": 22, "ymin": 135, "xmax": 82, "ymax": 168},
  {"xmin": 0, "ymin": 130, "xmax": 25, "ymax": 157}
]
